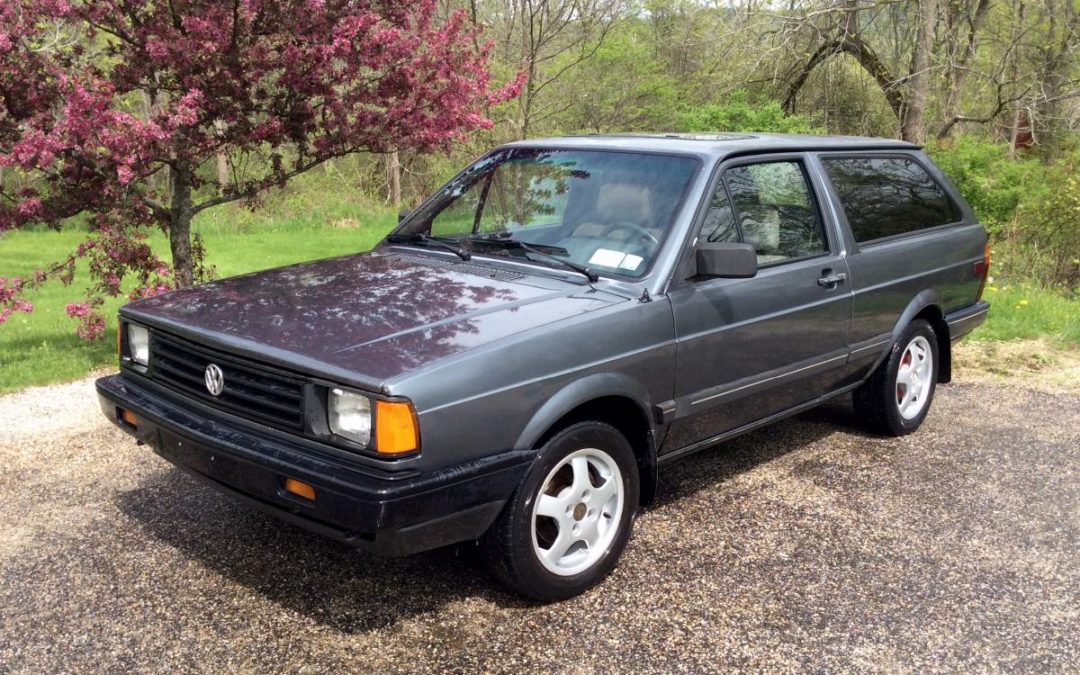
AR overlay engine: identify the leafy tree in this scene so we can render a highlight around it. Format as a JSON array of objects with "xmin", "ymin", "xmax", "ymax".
[
  {"xmin": 1015, "ymin": 169, "xmax": 1080, "ymax": 287},
  {"xmin": 478, "ymin": 0, "xmax": 622, "ymax": 139},
  {"xmin": 926, "ymin": 137, "xmax": 1048, "ymax": 233},
  {"xmin": 0, "ymin": 0, "xmax": 520, "ymax": 336},
  {"xmin": 680, "ymin": 92, "xmax": 821, "ymax": 134},
  {"xmin": 557, "ymin": 21, "xmax": 682, "ymax": 133}
]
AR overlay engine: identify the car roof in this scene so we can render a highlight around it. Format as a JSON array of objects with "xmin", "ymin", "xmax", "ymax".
[{"xmin": 501, "ymin": 132, "xmax": 917, "ymax": 160}]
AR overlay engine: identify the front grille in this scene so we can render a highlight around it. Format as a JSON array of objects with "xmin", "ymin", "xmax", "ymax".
[{"xmin": 150, "ymin": 332, "xmax": 305, "ymax": 430}]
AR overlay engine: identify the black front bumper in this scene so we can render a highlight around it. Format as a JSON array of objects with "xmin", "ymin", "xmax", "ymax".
[{"xmin": 96, "ymin": 374, "xmax": 530, "ymax": 556}]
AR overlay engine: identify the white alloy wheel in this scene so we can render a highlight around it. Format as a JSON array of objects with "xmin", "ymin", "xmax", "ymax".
[
  {"xmin": 896, "ymin": 335, "xmax": 934, "ymax": 420},
  {"xmin": 530, "ymin": 447, "xmax": 625, "ymax": 576}
]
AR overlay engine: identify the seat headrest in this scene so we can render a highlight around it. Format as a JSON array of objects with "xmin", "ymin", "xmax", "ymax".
[{"xmin": 596, "ymin": 182, "xmax": 654, "ymax": 225}]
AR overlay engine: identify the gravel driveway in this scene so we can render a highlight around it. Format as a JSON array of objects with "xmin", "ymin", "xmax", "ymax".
[{"xmin": 1, "ymin": 372, "xmax": 1077, "ymax": 673}]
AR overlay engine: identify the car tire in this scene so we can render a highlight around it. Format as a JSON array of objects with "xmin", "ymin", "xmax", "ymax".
[
  {"xmin": 853, "ymin": 319, "xmax": 939, "ymax": 437},
  {"xmin": 481, "ymin": 421, "xmax": 639, "ymax": 601}
]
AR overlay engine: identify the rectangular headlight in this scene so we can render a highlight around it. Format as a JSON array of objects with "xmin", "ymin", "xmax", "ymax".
[
  {"xmin": 328, "ymin": 388, "xmax": 372, "ymax": 445},
  {"xmin": 127, "ymin": 324, "xmax": 150, "ymax": 366}
]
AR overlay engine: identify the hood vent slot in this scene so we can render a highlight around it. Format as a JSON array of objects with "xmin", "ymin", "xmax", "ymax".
[{"xmin": 393, "ymin": 253, "xmax": 526, "ymax": 282}]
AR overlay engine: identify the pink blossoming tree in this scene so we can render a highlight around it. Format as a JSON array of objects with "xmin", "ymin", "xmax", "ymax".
[{"xmin": 0, "ymin": 0, "xmax": 520, "ymax": 337}]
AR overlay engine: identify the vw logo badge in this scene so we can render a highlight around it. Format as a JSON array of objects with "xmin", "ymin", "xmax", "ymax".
[{"xmin": 204, "ymin": 363, "xmax": 225, "ymax": 397}]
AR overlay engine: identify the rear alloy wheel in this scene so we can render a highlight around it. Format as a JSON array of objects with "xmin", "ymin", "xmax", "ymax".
[
  {"xmin": 482, "ymin": 421, "xmax": 639, "ymax": 601},
  {"xmin": 854, "ymin": 319, "xmax": 939, "ymax": 436},
  {"xmin": 895, "ymin": 335, "xmax": 934, "ymax": 420}
]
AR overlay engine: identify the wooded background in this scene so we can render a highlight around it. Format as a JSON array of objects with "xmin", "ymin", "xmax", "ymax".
[
  {"xmin": 376, "ymin": 0, "xmax": 1080, "ymax": 287},
  {"xmin": 1, "ymin": 0, "xmax": 1076, "ymax": 388}
]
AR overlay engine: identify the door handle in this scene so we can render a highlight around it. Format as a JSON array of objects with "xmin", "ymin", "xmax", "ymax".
[{"xmin": 817, "ymin": 271, "xmax": 847, "ymax": 287}]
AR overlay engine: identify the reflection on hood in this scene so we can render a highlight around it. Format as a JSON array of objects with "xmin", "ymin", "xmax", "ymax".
[{"xmin": 126, "ymin": 249, "xmax": 624, "ymax": 381}]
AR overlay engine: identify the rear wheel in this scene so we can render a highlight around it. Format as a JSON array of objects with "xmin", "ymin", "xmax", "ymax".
[
  {"xmin": 854, "ymin": 319, "xmax": 939, "ymax": 436},
  {"xmin": 482, "ymin": 421, "xmax": 639, "ymax": 601}
]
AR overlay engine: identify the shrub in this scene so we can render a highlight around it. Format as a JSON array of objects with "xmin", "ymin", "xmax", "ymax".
[
  {"xmin": 679, "ymin": 91, "xmax": 822, "ymax": 134},
  {"xmin": 1012, "ymin": 169, "xmax": 1080, "ymax": 289},
  {"xmin": 927, "ymin": 137, "xmax": 1048, "ymax": 237},
  {"xmin": 929, "ymin": 138, "xmax": 1079, "ymax": 289}
]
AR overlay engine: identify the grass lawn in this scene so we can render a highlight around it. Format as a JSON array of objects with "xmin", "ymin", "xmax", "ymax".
[
  {"xmin": 2, "ymin": 220, "xmax": 1077, "ymax": 394},
  {"xmin": 975, "ymin": 282, "xmax": 1080, "ymax": 344},
  {"xmin": 1, "ymin": 223, "xmax": 396, "ymax": 393}
]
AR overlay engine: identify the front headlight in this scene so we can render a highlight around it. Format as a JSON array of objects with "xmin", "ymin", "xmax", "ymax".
[
  {"xmin": 328, "ymin": 388, "xmax": 372, "ymax": 445},
  {"xmin": 127, "ymin": 324, "xmax": 150, "ymax": 366}
]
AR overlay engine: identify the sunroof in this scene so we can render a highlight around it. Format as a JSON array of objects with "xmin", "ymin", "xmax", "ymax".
[{"xmin": 609, "ymin": 132, "xmax": 757, "ymax": 141}]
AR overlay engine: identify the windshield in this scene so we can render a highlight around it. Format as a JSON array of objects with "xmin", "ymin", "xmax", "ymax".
[{"xmin": 393, "ymin": 149, "xmax": 699, "ymax": 278}]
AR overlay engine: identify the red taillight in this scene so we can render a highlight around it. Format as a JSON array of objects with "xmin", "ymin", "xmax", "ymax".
[{"xmin": 974, "ymin": 242, "xmax": 991, "ymax": 301}]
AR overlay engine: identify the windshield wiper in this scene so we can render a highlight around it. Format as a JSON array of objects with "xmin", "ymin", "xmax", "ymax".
[
  {"xmin": 470, "ymin": 237, "xmax": 598, "ymax": 283},
  {"xmin": 386, "ymin": 233, "xmax": 471, "ymax": 261}
]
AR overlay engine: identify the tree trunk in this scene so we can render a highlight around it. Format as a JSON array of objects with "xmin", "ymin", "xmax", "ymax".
[
  {"xmin": 941, "ymin": 0, "xmax": 990, "ymax": 124},
  {"xmin": 519, "ymin": 62, "xmax": 536, "ymax": 140},
  {"xmin": 169, "ymin": 163, "xmax": 195, "ymax": 288},
  {"xmin": 518, "ymin": 0, "xmax": 536, "ymax": 141},
  {"xmin": 842, "ymin": 0, "xmax": 858, "ymax": 38},
  {"xmin": 216, "ymin": 153, "xmax": 229, "ymax": 191},
  {"xmin": 1034, "ymin": 0, "xmax": 1079, "ymax": 162},
  {"xmin": 385, "ymin": 151, "xmax": 402, "ymax": 208},
  {"xmin": 901, "ymin": 0, "xmax": 939, "ymax": 143},
  {"xmin": 1009, "ymin": 106, "xmax": 1027, "ymax": 158},
  {"xmin": 214, "ymin": 120, "xmax": 229, "ymax": 191},
  {"xmin": 1006, "ymin": 0, "xmax": 1027, "ymax": 158},
  {"xmin": 783, "ymin": 36, "xmax": 904, "ymax": 121}
]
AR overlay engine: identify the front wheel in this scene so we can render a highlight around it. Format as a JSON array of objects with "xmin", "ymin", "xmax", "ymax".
[
  {"xmin": 854, "ymin": 319, "xmax": 939, "ymax": 436},
  {"xmin": 482, "ymin": 421, "xmax": 639, "ymax": 601}
]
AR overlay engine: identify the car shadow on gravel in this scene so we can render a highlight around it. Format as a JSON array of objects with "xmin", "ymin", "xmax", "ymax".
[
  {"xmin": 651, "ymin": 395, "xmax": 869, "ymax": 508},
  {"xmin": 116, "ymin": 471, "xmax": 530, "ymax": 634},
  {"xmin": 116, "ymin": 395, "xmax": 869, "ymax": 634}
]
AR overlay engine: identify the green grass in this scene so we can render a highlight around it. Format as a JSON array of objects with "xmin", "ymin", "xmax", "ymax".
[
  {"xmin": 194, "ymin": 169, "xmax": 399, "ymax": 236},
  {"xmin": 973, "ymin": 282, "xmax": 1080, "ymax": 344},
  {"xmin": 1, "ymin": 181, "xmax": 397, "ymax": 393}
]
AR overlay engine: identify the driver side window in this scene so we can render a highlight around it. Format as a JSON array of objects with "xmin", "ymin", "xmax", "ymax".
[{"xmin": 703, "ymin": 160, "xmax": 827, "ymax": 266}]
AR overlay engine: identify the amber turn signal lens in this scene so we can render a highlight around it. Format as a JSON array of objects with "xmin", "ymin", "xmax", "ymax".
[
  {"xmin": 375, "ymin": 400, "xmax": 419, "ymax": 455},
  {"xmin": 284, "ymin": 478, "xmax": 316, "ymax": 501},
  {"xmin": 120, "ymin": 408, "xmax": 138, "ymax": 427}
]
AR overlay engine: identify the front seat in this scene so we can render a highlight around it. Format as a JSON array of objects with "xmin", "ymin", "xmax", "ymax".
[
  {"xmin": 595, "ymin": 182, "xmax": 654, "ymax": 231},
  {"xmin": 571, "ymin": 182, "xmax": 655, "ymax": 239}
]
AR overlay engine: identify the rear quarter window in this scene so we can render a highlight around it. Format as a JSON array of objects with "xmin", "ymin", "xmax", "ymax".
[{"xmin": 822, "ymin": 156, "xmax": 961, "ymax": 243}]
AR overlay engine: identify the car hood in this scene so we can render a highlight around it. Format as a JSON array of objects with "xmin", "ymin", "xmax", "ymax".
[{"xmin": 123, "ymin": 248, "xmax": 627, "ymax": 388}]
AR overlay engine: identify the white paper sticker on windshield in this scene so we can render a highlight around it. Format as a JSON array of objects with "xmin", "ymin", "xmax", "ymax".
[
  {"xmin": 588, "ymin": 248, "xmax": 626, "ymax": 268},
  {"xmin": 619, "ymin": 254, "xmax": 643, "ymax": 271}
]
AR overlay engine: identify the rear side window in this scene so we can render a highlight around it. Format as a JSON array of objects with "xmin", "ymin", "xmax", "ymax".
[{"xmin": 822, "ymin": 156, "xmax": 960, "ymax": 243}]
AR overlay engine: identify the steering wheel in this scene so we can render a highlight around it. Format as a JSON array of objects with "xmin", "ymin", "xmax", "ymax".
[{"xmin": 600, "ymin": 221, "xmax": 659, "ymax": 248}]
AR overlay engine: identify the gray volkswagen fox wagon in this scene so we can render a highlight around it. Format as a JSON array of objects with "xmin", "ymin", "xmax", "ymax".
[{"xmin": 98, "ymin": 133, "xmax": 991, "ymax": 599}]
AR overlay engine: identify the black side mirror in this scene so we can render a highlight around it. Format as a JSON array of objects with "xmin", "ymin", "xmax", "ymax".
[
  {"xmin": 398, "ymin": 210, "xmax": 410, "ymax": 224},
  {"xmin": 693, "ymin": 242, "xmax": 757, "ymax": 279}
]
